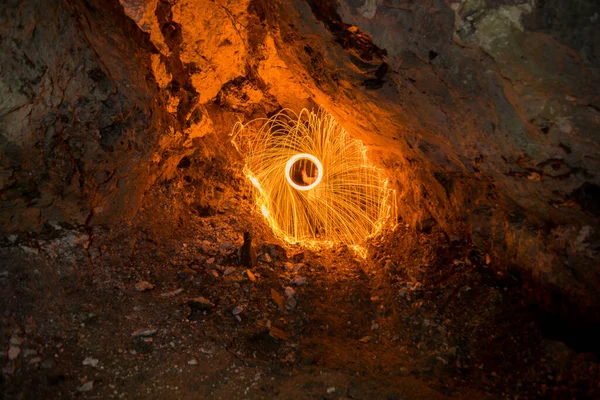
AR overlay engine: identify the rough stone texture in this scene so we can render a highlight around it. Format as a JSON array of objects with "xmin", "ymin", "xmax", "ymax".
[
  {"xmin": 1, "ymin": 0, "xmax": 599, "ymax": 323},
  {"xmin": 0, "ymin": 0, "xmax": 178, "ymax": 231},
  {"xmin": 332, "ymin": 0, "xmax": 600, "ymax": 321}
]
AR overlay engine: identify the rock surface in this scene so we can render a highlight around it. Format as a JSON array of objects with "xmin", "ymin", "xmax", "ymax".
[{"xmin": 1, "ymin": 0, "xmax": 599, "ymax": 329}]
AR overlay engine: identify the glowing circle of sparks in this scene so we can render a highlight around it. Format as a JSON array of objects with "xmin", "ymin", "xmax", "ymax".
[
  {"xmin": 285, "ymin": 153, "xmax": 323, "ymax": 191},
  {"xmin": 230, "ymin": 108, "xmax": 398, "ymax": 256}
]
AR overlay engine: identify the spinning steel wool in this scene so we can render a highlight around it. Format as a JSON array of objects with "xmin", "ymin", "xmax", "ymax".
[{"xmin": 232, "ymin": 108, "xmax": 396, "ymax": 255}]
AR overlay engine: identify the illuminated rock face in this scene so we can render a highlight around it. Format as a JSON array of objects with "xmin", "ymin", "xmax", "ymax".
[
  {"xmin": 0, "ymin": 0, "xmax": 598, "ymax": 318},
  {"xmin": 0, "ymin": 0, "xmax": 176, "ymax": 230},
  {"xmin": 233, "ymin": 108, "xmax": 396, "ymax": 253}
]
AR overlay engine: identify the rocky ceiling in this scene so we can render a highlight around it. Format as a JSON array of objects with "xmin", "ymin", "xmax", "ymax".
[{"xmin": 0, "ymin": 0, "xmax": 598, "ymax": 322}]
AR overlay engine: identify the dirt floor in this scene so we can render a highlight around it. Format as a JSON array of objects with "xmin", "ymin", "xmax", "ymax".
[{"xmin": 1, "ymin": 146, "xmax": 599, "ymax": 399}]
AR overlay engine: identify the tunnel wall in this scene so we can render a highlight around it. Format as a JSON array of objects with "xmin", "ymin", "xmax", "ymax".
[{"xmin": 0, "ymin": 0, "xmax": 599, "ymax": 322}]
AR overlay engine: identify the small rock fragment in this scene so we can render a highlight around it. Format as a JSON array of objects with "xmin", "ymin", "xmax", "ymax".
[
  {"xmin": 83, "ymin": 357, "xmax": 99, "ymax": 367},
  {"xmin": 219, "ymin": 241, "xmax": 234, "ymax": 253},
  {"xmin": 245, "ymin": 269, "xmax": 257, "ymax": 282},
  {"xmin": 188, "ymin": 358, "xmax": 198, "ymax": 365},
  {"xmin": 9, "ymin": 336, "xmax": 23, "ymax": 346},
  {"xmin": 359, "ymin": 336, "xmax": 372, "ymax": 343},
  {"xmin": 161, "ymin": 288, "xmax": 184, "ymax": 297},
  {"xmin": 132, "ymin": 328, "xmax": 157, "ymax": 338},
  {"xmin": 371, "ymin": 322, "xmax": 379, "ymax": 331},
  {"xmin": 188, "ymin": 296, "xmax": 215, "ymax": 311},
  {"xmin": 8, "ymin": 346, "xmax": 20, "ymax": 360},
  {"xmin": 22, "ymin": 349, "xmax": 37, "ymax": 357},
  {"xmin": 293, "ymin": 263, "xmax": 304, "ymax": 273},
  {"xmin": 269, "ymin": 326, "xmax": 288, "ymax": 340},
  {"xmin": 78, "ymin": 381, "xmax": 94, "ymax": 392},
  {"xmin": 284, "ymin": 287, "xmax": 295, "ymax": 297},
  {"xmin": 327, "ymin": 387, "xmax": 336, "ymax": 394},
  {"xmin": 287, "ymin": 296, "xmax": 297, "ymax": 310},
  {"xmin": 291, "ymin": 276, "xmax": 307, "ymax": 286},
  {"xmin": 135, "ymin": 281, "xmax": 154, "ymax": 292},
  {"xmin": 40, "ymin": 359, "xmax": 55, "ymax": 369},
  {"xmin": 205, "ymin": 257, "xmax": 216, "ymax": 268},
  {"xmin": 20, "ymin": 246, "xmax": 38, "ymax": 255},
  {"xmin": 232, "ymin": 306, "xmax": 243, "ymax": 315},
  {"xmin": 271, "ymin": 288, "xmax": 284, "ymax": 310},
  {"xmin": 259, "ymin": 252, "xmax": 272, "ymax": 263},
  {"xmin": 177, "ymin": 268, "xmax": 197, "ymax": 280},
  {"xmin": 223, "ymin": 267, "xmax": 235, "ymax": 276},
  {"xmin": 29, "ymin": 357, "xmax": 42, "ymax": 364}
]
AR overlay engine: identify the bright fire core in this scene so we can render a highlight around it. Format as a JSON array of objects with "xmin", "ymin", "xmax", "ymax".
[{"xmin": 232, "ymin": 108, "xmax": 397, "ymax": 255}]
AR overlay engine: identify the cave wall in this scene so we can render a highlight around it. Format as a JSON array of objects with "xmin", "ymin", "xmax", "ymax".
[
  {"xmin": 330, "ymin": 0, "xmax": 600, "ymax": 319},
  {"xmin": 1, "ymin": 0, "xmax": 598, "ymax": 321},
  {"xmin": 0, "ymin": 0, "xmax": 184, "ymax": 231}
]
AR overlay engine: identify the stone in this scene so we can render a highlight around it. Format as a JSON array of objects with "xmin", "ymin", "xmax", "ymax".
[
  {"xmin": 78, "ymin": 381, "xmax": 94, "ymax": 392},
  {"xmin": 188, "ymin": 358, "xmax": 198, "ymax": 365},
  {"xmin": 177, "ymin": 268, "xmax": 197, "ymax": 280},
  {"xmin": 205, "ymin": 257, "xmax": 216, "ymax": 268},
  {"xmin": 29, "ymin": 357, "xmax": 42, "ymax": 364},
  {"xmin": 245, "ymin": 269, "xmax": 257, "ymax": 282},
  {"xmin": 161, "ymin": 288, "xmax": 184, "ymax": 297},
  {"xmin": 269, "ymin": 326, "xmax": 288, "ymax": 340},
  {"xmin": 223, "ymin": 267, "xmax": 235, "ymax": 276},
  {"xmin": 9, "ymin": 336, "xmax": 23, "ymax": 346},
  {"xmin": 293, "ymin": 263, "xmax": 304, "ymax": 273},
  {"xmin": 188, "ymin": 296, "xmax": 215, "ymax": 311},
  {"xmin": 271, "ymin": 289, "xmax": 284, "ymax": 310},
  {"xmin": 132, "ymin": 328, "xmax": 157, "ymax": 338},
  {"xmin": 40, "ymin": 359, "xmax": 55, "ymax": 370},
  {"xmin": 291, "ymin": 276, "xmax": 307, "ymax": 286},
  {"xmin": 8, "ymin": 346, "xmax": 20, "ymax": 360},
  {"xmin": 259, "ymin": 252, "xmax": 272, "ymax": 263},
  {"xmin": 287, "ymin": 296, "xmax": 297, "ymax": 310},
  {"xmin": 262, "ymin": 244, "xmax": 288, "ymax": 261},
  {"xmin": 359, "ymin": 336, "xmax": 372, "ymax": 343},
  {"xmin": 284, "ymin": 287, "xmax": 295, "ymax": 297},
  {"xmin": 283, "ymin": 262, "xmax": 294, "ymax": 271},
  {"xmin": 135, "ymin": 281, "xmax": 155, "ymax": 292},
  {"xmin": 219, "ymin": 241, "xmax": 234, "ymax": 253},
  {"xmin": 83, "ymin": 357, "xmax": 99, "ymax": 367},
  {"xmin": 232, "ymin": 306, "xmax": 243, "ymax": 315},
  {"xmin": 22, "ymin": 349, "xmax": 37, "ymax": 357}
]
